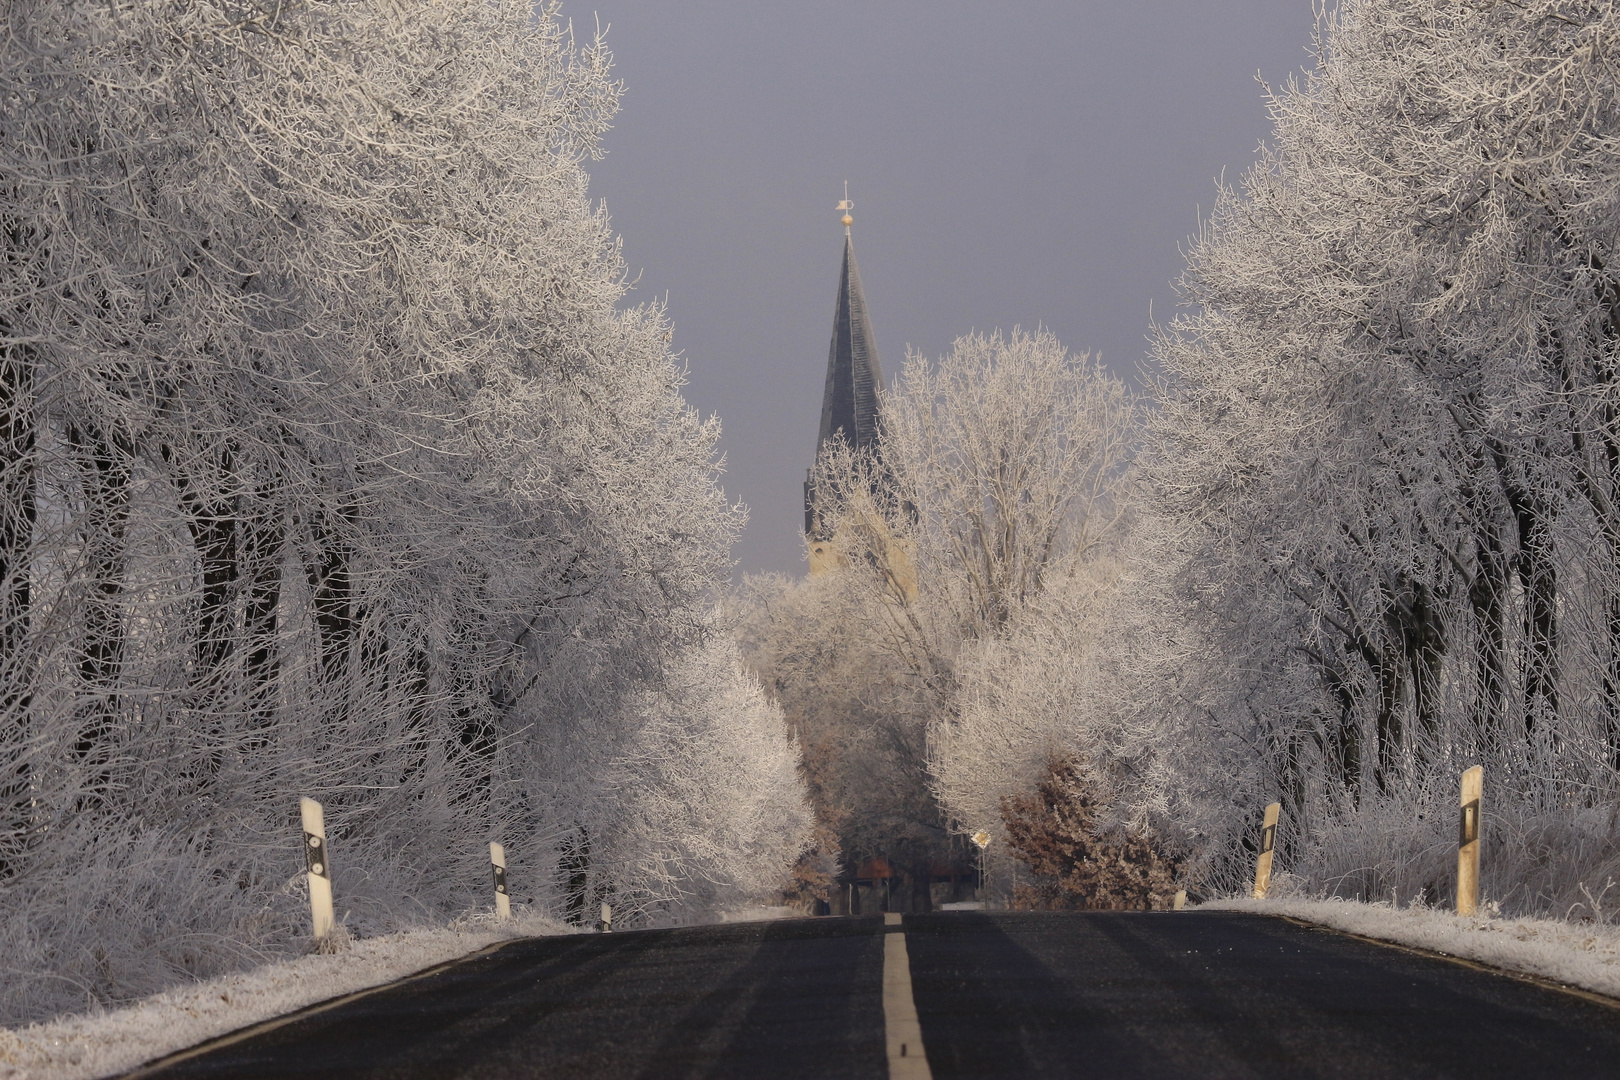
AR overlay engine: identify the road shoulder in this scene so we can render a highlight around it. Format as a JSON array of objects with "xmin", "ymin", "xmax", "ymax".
[
  {"xmin": 0, "ymin": 914, "xmax": 569, "ymax": 1080},
  {"xmin": 1202, "ymin": 897, "xmax": 1620, "ymax": 1004}
]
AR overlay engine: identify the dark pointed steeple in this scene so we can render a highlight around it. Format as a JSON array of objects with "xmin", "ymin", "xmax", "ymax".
[
  {"xmin": 806, "ymin": 195, "xmax": 883, "ymax": 539},
  {"xmin": 817, "ymin": 232, "xmax": 884, "ymax": 457}
]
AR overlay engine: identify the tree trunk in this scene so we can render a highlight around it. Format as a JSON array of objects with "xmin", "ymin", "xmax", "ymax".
[
  {"xmin": 1468, "ymin": 509, "xmax": 1510, "ymax": 752},
  {"xmin": 1602, "ymin": 581, "xmax": 1620, "ymax": 771},
  {"xmin": 400, "ymin": 641, "xmax": 432, "ymax": 784},
  {"xmin": 307, "ymin": 505, "xmax": 356, "ymax": 694},
  {"xmin": 1307, "ymin": 646, "xmax": 1364, "ymax": 801},
  {"xmin": 0, "ymin": 339, "xmax": 34, "ymax": 876},
  {"xmin": 68, "ymin": 424, "xmax": 131, "ymax": 807},
  {"xmin": 1513, "ymin": 488, "xmax": 1559, "ymax": 741},
  {"xmin": 1371, "ymin": 644, "xmax": 1405, "ymax": 794},
  {"xmin": 1486, "ymin": 439, "xmax": 1559, "ymax": 743},
  {"xmin": 561, "ymin": 828, "xmax": 591, "ymax": 925},
  {"xmin": 163, "ymin": 443, "xmax": 240, "ymax": 782},
  {"xmin": 1564, "ymin": 267, "xmax": 1620, "ymax": 767},
  {"xmin": 241, "ymin": 500, "xmax": 283, "ymax": 743},
  {"xmin": 1395, "ymin": 574, "xmax": 1446, "ymax": 767}
]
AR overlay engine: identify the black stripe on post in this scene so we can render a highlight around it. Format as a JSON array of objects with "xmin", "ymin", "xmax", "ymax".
[
  {"xmin": 1259, "ymin": 823, "xmax": 1276, "ymax": 855},
  {"xmin": 492, "ymin": 863, "xmax": 508, "ymax": 895},
  {"xmin": 304, "ymin": 833, "xmax": 329, "ymax": 879},
  {"xmin": 1459, "ymin": 798, "xmax": 1480, "ymax": 846}
]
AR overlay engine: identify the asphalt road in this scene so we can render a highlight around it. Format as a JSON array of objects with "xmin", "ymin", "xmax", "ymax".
[{"xmin": 121, "ymin": 911, "xmax": 1620, "ymax": 1079}]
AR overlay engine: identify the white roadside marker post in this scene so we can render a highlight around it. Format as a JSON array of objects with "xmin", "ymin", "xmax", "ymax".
[
  {"xmin": 300, "ymin": 797, "xmax": 334, "ymax": 941},
  {"xmin": 490, "ymin": 841, "xmax": 510, "ymax": 920},
  {"xmin": 1173, "ymin": 889, "xmax": 1187, "ymax": 911},
  {"xmin": 600, "ymin": 901, "xmax": 613, "ymax": 933},
  {"xmin": 1253, "ymin": 801, "xmax": 1280, "ymax": 899},
  {"xmin": 1457, "ymin": 765, "xmax": 1484, "ymax": 917}
]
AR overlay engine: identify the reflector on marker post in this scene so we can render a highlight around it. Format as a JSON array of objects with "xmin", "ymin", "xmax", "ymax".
[
  {"xmin": 300, "ymin": 797, "xmax": 334, "ymax": 940},
  {"xmin": 490, "ymin": 841, "xmax": 510, "ymax": 919},
  {"xmin": 1253, "ymin": 801, "xmax": 1280, "ymax": 899},
  {"xmin": 1457, "ymin": 765, "xmax": 1483, "ymax": 916}
]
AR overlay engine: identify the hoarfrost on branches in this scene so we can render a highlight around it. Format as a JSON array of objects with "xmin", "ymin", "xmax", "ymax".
[
  {"xmin": 782, "ymin": 0, "xmax": 1620, "ymax": 916},
  {"xmin": 0, "ymin": 0, "xmax": 808, "ymax": 1025},
  {"xmin": 740, "ymin": 330, "xmax": 1140, "ymax": 891},
  {"xmin": 1136, "ymin": 0, "xmax": 1620, "ymax": 906}
]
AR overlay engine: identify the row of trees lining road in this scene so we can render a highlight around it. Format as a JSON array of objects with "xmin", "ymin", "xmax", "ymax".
[
  {"xmin": 959, "ymin": 0, "xmax": 1620, "ymax": 911},
  {"xmin": 1141, "ymin": 0, "xmax": 1620, "ymax": 906},
  {"xmin": 0, "ymin": 0, "xmax": 810, "ymax": 1024},
  {"xmin": 747, "ymin": 0, "xmax": 1620, "ymax": 917}
]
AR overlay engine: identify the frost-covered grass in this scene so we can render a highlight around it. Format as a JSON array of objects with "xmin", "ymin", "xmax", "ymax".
[
  {"xmin": 1263, "ymin": 796, "xmax": 1620, "ymax": 922},
  {"xmin": 0, "ymin": 912, "xmax": 571, "ymax": 1080},
  {"xmin": 1204, "ymin": 895, "xmax": 1620, "ymax": 1001}
]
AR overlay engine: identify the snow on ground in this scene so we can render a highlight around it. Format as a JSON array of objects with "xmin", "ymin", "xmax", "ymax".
[
  {"xmin": 1204, "ymin": 895, "xmax": 1620, "ymax": 1000},
  {"xmin": 0, "ymin": 912, "xmax": 572, "ymax": 1080}
]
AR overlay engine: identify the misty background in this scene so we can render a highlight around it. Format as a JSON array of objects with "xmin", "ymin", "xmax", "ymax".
[{"xmin": 584, "ymin": 1, "xmax": 1320, "ymax": 576}]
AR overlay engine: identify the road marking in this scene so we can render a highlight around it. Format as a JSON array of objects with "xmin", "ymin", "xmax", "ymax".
[{"xmin": 883, "ymin": 913, "xmax": 933, "ymax": 1079}]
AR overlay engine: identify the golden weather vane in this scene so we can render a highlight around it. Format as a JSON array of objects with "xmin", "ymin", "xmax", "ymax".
[{"xmin": 836, "ymin": 180, "xmax": 854, "ymax": 233}]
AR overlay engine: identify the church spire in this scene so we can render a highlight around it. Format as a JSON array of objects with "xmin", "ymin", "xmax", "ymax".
[{"xmin": 806, "ymin": 188, "xmax": 884, "ymax": 538}]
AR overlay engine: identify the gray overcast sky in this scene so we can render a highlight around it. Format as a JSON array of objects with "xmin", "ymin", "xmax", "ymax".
[{"xmin": 580, "ymin": 1, "xmax": 1320, "ymax": 578}]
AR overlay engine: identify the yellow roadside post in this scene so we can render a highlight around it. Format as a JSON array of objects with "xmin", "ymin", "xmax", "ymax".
[
  {"xmin": 1252, "ymin": 801, "xmax": 1280, "ymax": 899},
  {"xmin": 1457, "ymin": 765, "xmax": 1483, "ymax": 916}
]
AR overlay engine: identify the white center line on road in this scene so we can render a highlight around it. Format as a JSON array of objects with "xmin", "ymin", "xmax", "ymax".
[{"xmin": 883, "ymin": 912, "xmax": 933, "ymax": 1079}]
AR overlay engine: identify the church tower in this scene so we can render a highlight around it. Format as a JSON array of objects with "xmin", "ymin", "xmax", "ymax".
[{"xmin": 805, "ymin": 192, "xmax": 884, "ymax": 573}]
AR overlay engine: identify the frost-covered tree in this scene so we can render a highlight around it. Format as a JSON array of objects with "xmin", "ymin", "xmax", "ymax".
[
  {"xmin": 733, "ymin": 570, "xmax": 935, "ymax": 885},
  {"xmin": 1142, "ymin": 0, "xmax": 1620, "ymax": 906},
  {"xmin": 930, "ymin": 553, "xmax": 1144, "ymax": 847},
  {"xmin": 878, "ymin": 331, "xmax": 1135, "ymax": 642},
  {"xmin": 584, "ymin": 635, "xmax": 814, "ymax": 922},
  {"xmin": 739, "ymin": 330, "xmax": 1140, "ymax": 901},
  {"xmin": 0, "ymin": 0, "xmax": 800, "ymax": 1024}
]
